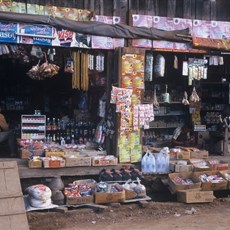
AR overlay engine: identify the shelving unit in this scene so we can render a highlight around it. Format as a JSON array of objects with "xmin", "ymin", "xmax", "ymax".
[
  {"xmin": 21, "ymin": 115, "xmax": 46, "ymax": 140},
  {"xmin": 200, "ymin": 82, "xmax": 230, "ymax": 130}
]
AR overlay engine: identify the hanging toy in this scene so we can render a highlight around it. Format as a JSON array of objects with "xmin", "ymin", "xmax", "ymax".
[
  {"xmin": 182, "ymin": 91, "xmax": 190, "ymax": 105},
  {"xmin": 47, "ymin": 48, "xmax": 56, "ymax": 62},
  {"xmin": 189, "ymin": 87, "xmax": 200, "ymax": 103},
  {"xmin": 162, "ymin": 84, "xmax": 170, "ymax": 103}
]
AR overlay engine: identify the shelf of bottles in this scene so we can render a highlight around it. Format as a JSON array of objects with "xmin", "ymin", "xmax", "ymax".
[
  {"xmin": 21, "ymin": 115, "xmax": 46, "ymax": 140},
  {"xmin": 45, "ymin": 117, "xmax": 97, "ymax": 145}
]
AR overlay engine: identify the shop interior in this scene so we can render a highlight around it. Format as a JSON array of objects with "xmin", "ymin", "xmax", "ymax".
[{"xmin": 1, "ymin": 44, "xmax": 230, "ymax": 156}]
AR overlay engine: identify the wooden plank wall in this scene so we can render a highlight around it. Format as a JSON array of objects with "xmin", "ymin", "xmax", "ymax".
[{"xmin": 12, "ymin": 0, "xmax": 230, "ymax": 22}]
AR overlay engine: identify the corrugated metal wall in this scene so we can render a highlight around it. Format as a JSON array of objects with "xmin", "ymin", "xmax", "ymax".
[{"xmin": 12, "ymin": 0, "xmax": 230, "ymax": 21}]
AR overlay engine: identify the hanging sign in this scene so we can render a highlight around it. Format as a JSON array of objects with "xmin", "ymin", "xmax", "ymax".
[
  {"xmin": 18, "ymin": 23, "xmax": 54, "ymax": 46},
  {"xmin": 0, "ymin": 21, "xmax": 18, "ymax": 43},
  {"xmin": 52, "ymin": 27, "xmax": 91, "ymax": 48}
]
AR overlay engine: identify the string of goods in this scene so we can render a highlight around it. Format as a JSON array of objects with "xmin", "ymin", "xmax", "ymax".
[{"xmin": 72, "ymin": 51, "xmax": 89, "ymax": 90}]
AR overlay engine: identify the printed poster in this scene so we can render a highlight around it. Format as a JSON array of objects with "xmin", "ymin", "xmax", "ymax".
[
  {"xmin": 91, "ymin": 15, "xmax": 124, "ymax": 49},
  {"xmin": 132, "ymin": 14, "xmax": 153, "ymax": 48},
  {"xmin": 18, "ymin": 24, "xmax": 53, "ymax": 46},
  {"xmin": 153, "ymin": 16, "xmax": 192, "ymax": 50},
  {"xmin": 52, "ymin": 28, "xmax": 91, "ymax": 48},
  {"xmin": 0, "ymin": 21, "xmax": 18, "ymax": 43}
]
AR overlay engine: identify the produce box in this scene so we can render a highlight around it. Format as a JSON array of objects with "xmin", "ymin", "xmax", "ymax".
[
  {"xmin": 206, "ymin": 159, "xmax": 229, "ymax": 171},
  {"xmin": 219, "ymin": 170, "xmax": 230, "ymax": 189},
  {"xmin": 45, "ymin": 151, "xmax": 65, "ymax": 157},
  {"xmin": 66, "ymin": 195, "xmax": 94, "ymax": 205},
  {"xmin": 80, "ymin": 149, "xmax": 107, "ymax": 157},
  {"xmin": 91, "ymin": 155, "xmax": 118, "ymax": 166},
  {"xmin": 168, "ymin": 172, "xmax": 201, "ymax": 194},
  {"xmin": 169, "ymin": 161, "xmax": 193, "ymax": 173},
  {"xmin": 194, "ymin": 171, "xmax": 228, "ymax": 191},
  {"xmin": 64, "ymin": 156, "xmax": 91, "ymax": 167},
  {"xmin": 42, "ymin": 157, "xmax": 65, "ymax": 168},
  {"xmin": 189, "ymin": 159, "xmax": 211, "ymax": 172},
  {"xmin": 20, "ymin": 148, "xmax": 32, "ymax": 159},
  {"xmin": 190, "ymin": 150, "xmax": 209, "ymax": 159},
  {"xmin": 63, "ymin": 149, "xmax": 80, "ymax": 157},
  {"xmin": 94, "ymin": 190, "xmax": 125, "ymax": 204},
  {"xmin": 176, "ymin": 151, "xmax": 190, "ymax": 160},
  {"xmin": 177, "ymin": 190, "xmax": 215, "ymax": 203},
  {"xmin": 28, "ymin": 157, "xmax": 42, "ymax": 168}
]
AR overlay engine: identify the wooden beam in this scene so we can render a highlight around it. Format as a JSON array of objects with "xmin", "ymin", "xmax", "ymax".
[
  {"xmin": 167, "ymin": 0, "xmax": 176, "ymax": 18},
  {"xmin": 210, "ymin": 0, "xmax": 216, "ymax": 20}
]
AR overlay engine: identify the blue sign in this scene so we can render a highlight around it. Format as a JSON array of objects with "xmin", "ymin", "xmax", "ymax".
[
  {"xmin": 18, "ymin": 24, "xmax": 53, "ymax": 46},
  {"xmin": 0, "ymin": 21, "xmax": 18, "ymax": 43}
]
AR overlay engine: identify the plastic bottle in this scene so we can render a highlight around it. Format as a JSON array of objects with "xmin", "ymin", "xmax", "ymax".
[
  {"xmin": 141, "ymin": 152, "xmax": 149, "ymax": 174},
  {"xmin": 148, "ymin": 152, "xmax": 156, "ymax": 174}
]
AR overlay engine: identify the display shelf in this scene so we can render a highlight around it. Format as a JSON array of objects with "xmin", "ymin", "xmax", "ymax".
[{"xmin": 21, "ymin": 114, "xmax": 46, "ymax": 140}]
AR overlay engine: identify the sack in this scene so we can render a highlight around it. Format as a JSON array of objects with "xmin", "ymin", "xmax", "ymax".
[{"xmin": 25, "ymin": 184, "xmax": 52, "ymax": 201}]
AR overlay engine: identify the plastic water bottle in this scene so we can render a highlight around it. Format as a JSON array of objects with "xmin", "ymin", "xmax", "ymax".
[
  {"xmin": 149, "ymin": 152, "xmax": 156, "ymax": 173},
  {"xmin": 141, "ymin": 152, "xmax": 148, "ymax": 174}
]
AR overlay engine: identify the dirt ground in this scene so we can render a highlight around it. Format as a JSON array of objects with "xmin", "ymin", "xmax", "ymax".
[{"xmin": 27, "ymin": 196, "xmax": 230, "ymax": 230}]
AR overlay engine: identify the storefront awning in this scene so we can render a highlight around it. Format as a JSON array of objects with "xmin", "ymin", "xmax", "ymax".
[{"xmin": 0, "ymin": 11, "xmax": 190, "ymax": 42}]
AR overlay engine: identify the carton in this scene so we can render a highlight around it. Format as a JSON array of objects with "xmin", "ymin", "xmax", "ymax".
[
  {"xmin": 206, "ymin": 159, "xmax": 229, "ymax": 171},
  {"xmin": 177, "ymin": 190, "xmax": 215, "ymax": 203},
  {"xmin": 194, "ymin": 171, "xmax": 228, "ymax": 191},
  {"xmin": 189, "ymin": 158, "xmax": 211, "ymax": 172},
  {"xmin": 168, "ymin": 172, "xmax": 201, "ymax": 194},
  {"xmin": 218, "ymin": 170, "xmax": 230, "ymax": 189},
  {"xmin": 28, "ymin": 158, "xmax": 42, "ymax": 168},
  {"xmin": 20, "ymin": 148, "xmax": 32, "ymax": 159},
  {"xmin": 176, "ymin": 151, "xmax": 190, "ymax": 160},
  {"xmin": 64, "ymin": 156, "xmax": 91, "ymax": 167},
  {"xmin": 42, "ymin": 157, "xmax": 65, "ymax": 168},
  {"xmin": 190, "ymin": 150, "xmax": 209, "ymax": 159},
  {"xmin": 66, "ymin": 195, "xmax": 94, "ymax": 205},
  {"xmin": 169, "ymin": 161, "xmax": 193, "ymax": 173},
  {"xmin": 94, "ymin": 190, "xmax": 125, "ymax": 204},
  {"xmin": 91, "ymin": 156, "xmax": 118, "ymax": 166},
  {"xmin": 45, "ymin": 151, "xmax": 65, "ymax": 157}
]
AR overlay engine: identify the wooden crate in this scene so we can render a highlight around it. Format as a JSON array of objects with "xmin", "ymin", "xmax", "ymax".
[{"xmin": 95, "ymin": 190, "xmax": 125, "ymax": 204}]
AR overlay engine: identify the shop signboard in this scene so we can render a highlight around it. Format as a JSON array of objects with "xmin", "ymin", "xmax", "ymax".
[
  {"xmin": 18, "ymin": 23, "xmax": 53, "ymax": 46},
  {"xmin": 0, "ymin": 21, "xmax": 18, "ymax": 43},
  {"xmin": 52, "ymin": 30, "xmax": 90, "ymax": 48}
]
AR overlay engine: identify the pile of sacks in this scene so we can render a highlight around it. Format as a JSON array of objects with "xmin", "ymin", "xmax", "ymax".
[{"xmin": 25, "ymin": 184, "xmax": 52, "ymax": 208}]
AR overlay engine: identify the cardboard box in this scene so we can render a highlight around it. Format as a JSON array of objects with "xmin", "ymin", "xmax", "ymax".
[
  {"xmin": 91, "ymin": 156, "xmax": 118, "ymax": 166},
  {"xmin": 20, "ymin": 148, "xmax": 32, "ymax": 159},
  {"xmin": 63, "ymin": 149, "xmax": 80, "ymax": 157},
  {"xmin": 189, "ymin": 158, "xmax": 211, "ymax": 172},
  {"xmin": 177, "ymin": 190, "xmax": 215, "ymax": 203},
  {"xmin": 28, "ymin": 158, "xmax": 42, "ymax": 168},
  {"xmin": 42, "ymin": 157, "xmax": 65, "ymax": 168},
  {"xmin": 194, "ymin": 171, "xmax": 228, "ymax": 191},
  {"xmin": 94, "ymin": 190, "xmax": 125, "ymax": 204},
  {"xmin": 65, "ymin": 156, "xmax": 91, "ymax": 167},
  {"xmin": 66, "ymin": 195, "xmax": 94, "ymax": 205},
  {"xmin": 219, "ymin": 170, "xmax": 230, "ymax": 189},
  {"xmin": 206, "ymin": 159, "xmax": 229, "ymax": 171},
  {"xmin": 169, "ymin": 161, "xmax": 193, "ymax": 173},
  {"xmin": 45, "ymin": 151, "xmax": 65, "ymax": 157},
  {"xmin": 168, "ymin": 172, "xmax": 201, "ymax": 194},
  {"xmin": 176, "ymin": 151, "xmax": 190, "ymax": 160},
  {"xmin": 190, "ymin": 150, "xmax": 209, "ymax": 159},
  {"xmin": 80, "ymin": 149, "xmax": 107, "ymax": 157}
]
